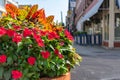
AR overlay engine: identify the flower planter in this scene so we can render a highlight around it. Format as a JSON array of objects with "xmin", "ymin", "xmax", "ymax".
[
  {"xmin": 0, "ymin": 4, "xmax": 82, "ymax": 80},
  {"xmin": 40, "ymin": 72, "xmax": 70, "ymax": 80}
]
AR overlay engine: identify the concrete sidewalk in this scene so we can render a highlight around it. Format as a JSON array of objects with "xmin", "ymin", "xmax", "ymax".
[
  {"xmin": 71, "ymin": 43, "xmax": 120, "ymax": 80},
  {"xmin": 73, "ymin": 43, "xmax": 120, "ymax": 57}
]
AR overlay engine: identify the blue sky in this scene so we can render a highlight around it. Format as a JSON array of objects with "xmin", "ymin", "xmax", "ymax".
[{"xmin": 15, "ymin": 0, "xmax": 68, "ymax": 23}]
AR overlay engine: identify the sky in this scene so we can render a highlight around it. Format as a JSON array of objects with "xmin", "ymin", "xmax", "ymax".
[{"xmin": 14, "ymin": 0, "xmax": 68, "ymax": 24}]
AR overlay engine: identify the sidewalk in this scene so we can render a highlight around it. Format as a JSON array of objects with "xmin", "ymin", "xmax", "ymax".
[
  {"xmin": 73, "ymin": 43, "xmax": 120, "ymax": 57},
  {"xmin": 71, "ymin": 43, "xmax": 120, "ymax": 80}
]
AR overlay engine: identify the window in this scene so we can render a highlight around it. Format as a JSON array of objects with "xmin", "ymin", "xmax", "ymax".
[
  {"xmin": 0, "ymin": 0, "xmax": 5, "ymax": 7},
  {"xmin": 115, "ymin": 13, "xmax": 120, "ymax": 40}
]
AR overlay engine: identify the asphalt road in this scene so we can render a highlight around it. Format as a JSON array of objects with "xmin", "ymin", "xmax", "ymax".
[{"xmin": 71, "ymin": 43, "xmax": 120, "ymax": 80}]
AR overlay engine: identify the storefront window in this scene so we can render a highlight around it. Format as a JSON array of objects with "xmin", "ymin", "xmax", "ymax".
[
  {"xmin": 104, "ymin": 14, "xmax": 109, "ymax": 40},
  {"xmin": 115, "ymin": 13, "xmax": 120, "ymax": 40}
]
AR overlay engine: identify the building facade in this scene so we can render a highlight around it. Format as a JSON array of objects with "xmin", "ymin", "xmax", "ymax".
[
  {"xmin": 75, "ymin": 0, "xmax": 120, "ymax": 48},
  {"xmin": 66, "ymin": 0, "xmax": 76, "ymax": 34},
  {"xmin": 0, "ymin": 0, "xmax": 18, "ymax": 17}
]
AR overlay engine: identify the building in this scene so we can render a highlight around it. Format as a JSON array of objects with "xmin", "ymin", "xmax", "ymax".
[
  {"xmin": 0, "ymin": 0, "xmax": 6, "ymax": 16},
  {"xmin": 75, "ymin": 0, "xmax": 120, "ymax": 48},
  {"xmin": 66, "ymin": 0, "xmax": 76, "ymax": 33},
  {"xmin": 0, "ymin": 0, "xmax": 18, "ymax": 17}
]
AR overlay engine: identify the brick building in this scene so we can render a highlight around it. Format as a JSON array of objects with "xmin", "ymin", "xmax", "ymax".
[{"xmin": 75, "ymin": 0, "xmax": 120, "ymax": 48}]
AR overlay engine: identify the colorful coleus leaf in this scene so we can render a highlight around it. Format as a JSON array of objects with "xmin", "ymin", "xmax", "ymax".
[
  {"xmin": 18, "ymin": 9, "xmax": 28, "ymax": 20},
  {"xmin": 32, "ymin": 9, "xmax": 41, "ymax": 19},
  {"xmin": 37, "ymin": 9, "xmax": 46, "ymax": 23},
  {"xmin": 46, "ymin": 15, "xmax": 54, "ymax": 23},
  {"xmin": 5, "ymin": 4, "xmax": 18, "ymax": 18},
  {"xmin": 26, "ymin": 4, "xmax": 38, "ymax": 19}
]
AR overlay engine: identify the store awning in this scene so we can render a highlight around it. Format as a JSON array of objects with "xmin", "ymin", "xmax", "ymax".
[
  {"xmin": 76, "ymin": 0, "xmax": 104, "ymax": 31},
  {"xmin": 82, "ymin": 0, "xmax": 104, "ymax": 22},
  {"xmin": 116, "ymin": 0, "xmax": 120, "ymax": 8}
]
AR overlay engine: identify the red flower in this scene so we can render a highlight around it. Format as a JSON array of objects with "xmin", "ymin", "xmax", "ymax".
[
  {"xmin": 32, "ymin": 28, "xmax": 39, "ymax": 34},
  {"xmin": 12, "ymin": 70, "xmax": 22, "ymax": 79},
  {"xmin": 60, "ymin": 42, "xmax": 64, "ymax": 46},
  {"xmin": 13, "ymin": 25, "xmax": 21, "ymax": 31},
  {"xmin": 58, "ymin": 54, "xmax": 64, "ymax": 59},
  {"xmin": 54, "ymin": 49, "xmax": 64, "ymax": 59},
  {"xmin": 33, "ymin": 33, "xmax": 44, "ymax": 47},
  {"xmin": 39, "ymin": 30, "xmax": 47, "ymax": 36},
  {"xmin": 7, "ymin": 29, "xmax": 15, "ymax": 37},
  {"xmin": 54, "ymin": 49, "xmax": 59, "ymax": 55},
  {"xmin": 41, "ymin": 51, "xmax": 50, "ymax": 59},
  {"xmin": 0, "ymin": 27, "xmax": 7, "ymax": 37},
  {"xmin": 0, "ymin": 54, "xmax": 7, "ymax": 63},
  {"xmin": 48, "ymin": 32, "xmax": 59, "ymax": 40},
  {"xmin": 12, "ymin": 33, "xmax": 22, "ymax": 43},
  {"xmin": 64, "ymin": 29, "xmax": 74, "ymax": 41},
  {"xmin": 27, "ymin": 56, "xmax": 36, "ymax": 65},
  {"xmin": 23, "ymin": 28, "xmax": 32, "ymax": 37}
]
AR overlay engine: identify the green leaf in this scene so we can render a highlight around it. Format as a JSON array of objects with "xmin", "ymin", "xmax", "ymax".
[
  {"xmin": 12, "ymin": 55, "xmax": 17, "ymax": 61},
  {"xmin": 20, "ymin": 77, "xmax": 29, "ymax": 80},
  {"xmin": 7, "ymin": 57, "xmax": 13, "ymax": 65},
  {"xmin": 1, "ymin": 35, "xmax": 9, "ymax": 41},
  {"xmin": 3, "ymin": 69, "xmax": 12, "ymax": 80},
  {"xmin": 27, "ymin": 73, "xmax": 34, "ymax": 77},
  {"xmin": 0, "ymin": 67, "xmax": 4, "ymax": 79},
  {"xmin": 17, "ymin": 42, "xmax": 23, "ymax": 53},
  {"xmin": 49, "ymin": 45, "xmax": 54, "ymax": 50},
  {"xmin": 23, "ymin": 68, "xmax": 29, "ymax": 75},
  {"xmin": 48, "ymin": 72, "xmax": 55, "ymax": 77},
  {"xmin": 50, "ymin": 63, "xmax": 55, "ymax": 71},
  {"xmin": 4, "ymin": 17, "xmax": 13, "ymax": 21},
  {"xmin": 7, "ymin": 24, "xmax": 12, "ymax": 29},
  {"xmin": 24, "ymin": 38, "xmax": 33, "ymax": 44}
]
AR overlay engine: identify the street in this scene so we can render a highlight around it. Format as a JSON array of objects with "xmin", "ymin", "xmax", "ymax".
[{"xmin": 71, "ymin": 43, "xmax": 120, "ymax": 80}]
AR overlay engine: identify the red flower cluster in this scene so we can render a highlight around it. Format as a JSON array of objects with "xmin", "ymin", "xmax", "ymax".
[
  {"xmin": 33, "ymin": 33, "xmax": 44, "ymax": 47},
  {"xmin": 0, "ymin": 27, "xmax": 6, "ymax": 37},
  {"xmin": 12, "ymin": 70, "xmax": 22, "ymax": 80},
  {"xmin": 41, "ymin": 51, "xmax": 50, "ymax": 59},
  {"xmin": 23, "ymin": 28, "xmax": 32, "ymax": 37},
  {"xmin": 7, "ymin": 29, "xmax": 15, "ymax": 37},
  {"xmin": 27, "ymin": 56, "xmax": 36, "ymax": 65},
  {"xmin": 12, "ymin": 33, "xmax": 22, "ymax": 43},
  {"xmin": 48, "ymin": 31, "xmax": 60, "ymax": 40},
  {"xmin": 0, "ymin": 54, "xmax": 7, "ymax": 63},
  {"xmin": 54, "ymin": 49, "xmax": 64, "ymax": 59},
  {"xmin": 39, "ymin": 30, "xmax": 47, "ymax": 36},
  {"xmin": 64, "ymin": 29, "xmax": 74, "ymax": 41}
]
